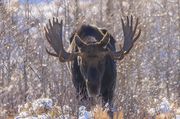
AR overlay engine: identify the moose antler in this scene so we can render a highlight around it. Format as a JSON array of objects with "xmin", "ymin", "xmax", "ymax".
[
  {"xmin": 44, "ymin": 18, "xmax": 81, "ymax": 62},
  {"xmin": 110, "ymin": 15, "xmax": 141, "ymax": 60},
  {"xmin": 45, "ymin": 16, "xmax": 140, "ymax": 61}
]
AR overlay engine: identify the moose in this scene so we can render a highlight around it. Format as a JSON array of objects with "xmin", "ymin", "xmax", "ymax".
[{"xmin": 44, "ymin": 16, "xmax": 141, "ymax": 114}]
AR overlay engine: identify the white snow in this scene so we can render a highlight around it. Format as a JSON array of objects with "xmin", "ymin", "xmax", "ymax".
[
  {"xmin": 62, "ymin": 105, "xmax": 72, "ymax": 114},
  {"xmin": 15, "ymin": 116, "xmax": 38, "ymax": 119},
  {"xmin": 37, "ymin": 113, "xmax": 51, "ymax": 119},
  {"xmin": 32, "ymin": 98, "xmax": 53, "ymax": 112},
  {"xmin": 176, "ymin": 115, "xmax": 180, "ymax": 119},
  {"xmin": 159, "ymin": 97, "xmax": 170, "ymax": 113},
  {"xmin": 78, "ymin": 106, "xmax": 93, "ymax": 119}
]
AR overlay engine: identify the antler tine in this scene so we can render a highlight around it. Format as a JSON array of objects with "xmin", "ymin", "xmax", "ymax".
[
  {"xmin": 53, "ymin": 17, "xmax": 57, "ymax": 24},
  {"xmin": 121, "ymin": 18, "xmax": 125, "ymax": 31},
  {"xmin": 46, "ymin": 24, "xmax": 50, "ymax": 32},
  {"xmin": 44, "ymin": 27, "xmax": 51, "ymax": 43},
  {"xmin": 133, "ymin": 17, "xmax": 139, "ymax": 36},
  {"xmin": 130, "ymin": 15, "xmax": 133, "ymax": 29},
  {"xmin": 134, "ymin": 29, "xmax": 141, "ymax": 42},
  {"xmin": 58, "ymin": 18, "xmax": 62, "ymax": 32},
  {"xmin": 49, "ymin": 19, "xmax": 53, "ymax": 29},
  {"xmin": 126, "ymin": 16, "xmax": 129, "ymax": 27},
  {"xmin": 45, "ymin": 48, "xmax": 58, "ymax": 57}
]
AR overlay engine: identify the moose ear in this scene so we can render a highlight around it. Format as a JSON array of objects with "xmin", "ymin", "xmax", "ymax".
[
  {"xmin": 98, "ymin": 32, "xmax": 110, "ymax": 48},
  {"xmin": 74, "ymin": 34, "xmax": 87, "ymax": 48}
]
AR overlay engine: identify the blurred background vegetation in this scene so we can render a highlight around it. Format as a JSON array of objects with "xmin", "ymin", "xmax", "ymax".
[{"xmin": 0, "ymin": 0, "xmax": 179, "ymax": 118}]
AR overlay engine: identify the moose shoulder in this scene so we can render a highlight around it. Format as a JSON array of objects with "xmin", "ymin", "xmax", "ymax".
[{"xmin": 44, "ymin": 16, "xmax": 141, "ymax": 111}]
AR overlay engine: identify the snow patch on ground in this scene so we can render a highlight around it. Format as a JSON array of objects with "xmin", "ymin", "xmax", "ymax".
[
  {"xmin": 32, "ymin": 98, "xmax": 53, "ymax": 112},
  {"xmin": 15, "ymin": 98, "xmax": 94, "ymax": 119},
  {"xmin": 15, "ymin": 97, "xmax": 180, "ymax": 119}
]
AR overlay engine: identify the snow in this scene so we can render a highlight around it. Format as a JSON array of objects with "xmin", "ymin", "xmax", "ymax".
[
  {"xmin": 59, "ymin": 114, "xmax": 71, "ymax": 119},
  {"xmin": 79, "ymin": 106, "xmax": 93, "ymax": 119},
  {"xmin": 159, "ymin": 97, "xmax": 170, "ymax": 113},
  {"xmin": 18, "ymin": 111, "xmax": 30, "ymax": 117},
  {"xmin": 62, "ymin": 105, "xmax": 72, "ymax": 114},
  {"xmin": 15, "ymin": 116, "xmax": 38, "ymax": 119},
  {"xmin": 37, "ymin": 113, "xmax": 51, "ymax": 119},
  {"xmin": 12, "ymin": 97, "xmax": 180, "ymax": 119},
  {"xmin": 14, "ymin": 98, "xmax": 106, "ymax": 119},
  {"xmin": 15, "ymin": 98, "xmax": 54, "ymax": 119},
  {"xmin": 0, "ymin": 0, "xmax": 179, "ymax": 118},
  {"xmin": 32, "ymin": 98, "xmax": 53, "ymax": 112},
  {"xmin": 176, "ymin": 115, "xmax": 180, "ymax": 119}
]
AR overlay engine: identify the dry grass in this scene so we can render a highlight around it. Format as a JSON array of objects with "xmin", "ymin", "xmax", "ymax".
[
  {"xmin": 155, "ymin": 113, "xmax": 175, "ymax": 119},
  {"xmin": 5, "ymin": 102, "xmax": 179, "ymax": 119},
  {"xmin": 94, "ymin": 105, "xmax": 123, "ymax": 119}
]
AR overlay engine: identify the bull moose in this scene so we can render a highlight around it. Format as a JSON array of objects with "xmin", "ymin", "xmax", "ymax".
[{"xmin": 44, "ymin": 16, "xmax": 141, "ymax": 115}]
